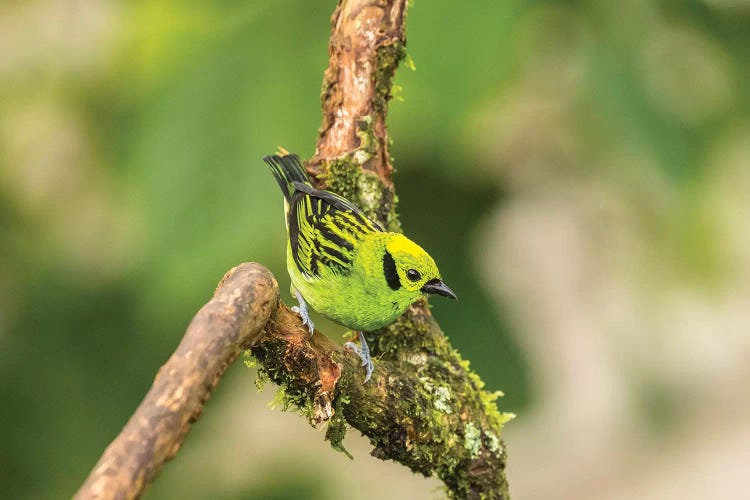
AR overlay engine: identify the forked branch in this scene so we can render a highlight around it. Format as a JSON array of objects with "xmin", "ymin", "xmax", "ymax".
[{"xmin": 76, "ymin": 1, "xmax": 511, "ymax": 499}]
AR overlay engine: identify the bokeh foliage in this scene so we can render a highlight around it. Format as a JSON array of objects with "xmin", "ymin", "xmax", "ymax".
[{"xmin": 1, "ymin": 0, "xmax": 749, "ymax": 498}]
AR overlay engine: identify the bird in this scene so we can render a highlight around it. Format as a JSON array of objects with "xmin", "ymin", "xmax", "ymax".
[{"xmin": 264, "ymin": 151, "xmax": 457, "ymax": 382}]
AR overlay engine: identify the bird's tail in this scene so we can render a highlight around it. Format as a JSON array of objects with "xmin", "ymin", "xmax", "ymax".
[{"xmin": 263, "ymin": 150, "xmax": 312, "ymax": 202}]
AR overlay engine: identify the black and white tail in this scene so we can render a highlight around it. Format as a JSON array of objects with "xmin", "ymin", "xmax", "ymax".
[{"xmin": 264, "ymin": 152, "xmax": 312, "ymax": 202}]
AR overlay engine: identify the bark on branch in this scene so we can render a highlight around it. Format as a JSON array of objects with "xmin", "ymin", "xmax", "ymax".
[
  {"xmin": 75, "ymin": 264, "xmax": 278, "ymax": 499},
  {"xmin": 76, "ymin": 0, "xmax": 511, "ymax": 498}
]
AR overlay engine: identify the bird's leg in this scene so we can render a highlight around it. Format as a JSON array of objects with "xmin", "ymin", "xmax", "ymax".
[
  {"xmin": 344, "ymin": 331, "xmax": 374, "ymax": 383},
  {"xmin": 290, "ymin": 288, "xmax": 315, "ymax": 337}
]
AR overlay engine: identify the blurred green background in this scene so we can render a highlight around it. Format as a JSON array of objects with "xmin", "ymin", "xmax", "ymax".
[{"xmin": 2, "ymin": 1, "xmax": 750, "ymax": 499}]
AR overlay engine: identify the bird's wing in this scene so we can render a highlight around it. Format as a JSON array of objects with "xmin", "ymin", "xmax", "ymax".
[{"xmin": 288, "ymin": 184, "xmax": 382, "ymax": 279}]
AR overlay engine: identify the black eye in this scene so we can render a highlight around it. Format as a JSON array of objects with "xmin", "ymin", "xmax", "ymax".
[{"xmin": 406, "ymin": 269, "xmax": 421, "ymax": 282}]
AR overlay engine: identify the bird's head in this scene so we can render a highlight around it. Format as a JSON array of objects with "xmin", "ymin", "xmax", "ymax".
[{"xmin": 382, "ymin": 234, "xmax": 457, "ymax": 300}]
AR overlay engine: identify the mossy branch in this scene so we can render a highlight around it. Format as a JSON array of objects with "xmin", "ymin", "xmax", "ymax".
[
  {"xmin": 280, "ymin": 0, "xmax": 514, "ymax": 497},
  {"xmin": 75, "ymin": 262, "xmax": 511, "ymax": 499},
  {"xmin": 76, "ymin": 1, "xmax": 512, "ymax": 499}
]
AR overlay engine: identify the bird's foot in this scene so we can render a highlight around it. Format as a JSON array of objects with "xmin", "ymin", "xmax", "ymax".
[
  {"xmin": 292, "ymin": 289, "xmax": 314, "ymax": 337},
  {"xmin": 344, "ymin": 331, "xmax": 374, "ymax": 383}
]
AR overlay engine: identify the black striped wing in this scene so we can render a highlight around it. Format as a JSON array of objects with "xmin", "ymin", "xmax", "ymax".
[{"xmin": 288, "ymin": 184, "xmax": 382, "ymax": 278}]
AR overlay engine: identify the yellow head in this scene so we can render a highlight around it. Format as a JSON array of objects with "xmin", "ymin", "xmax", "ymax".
[{"xmin": 382, "ymin": 234, "xmax": 457, "ymax": 299}]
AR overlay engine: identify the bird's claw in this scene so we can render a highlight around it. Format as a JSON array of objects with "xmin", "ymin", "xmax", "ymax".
[
  {"xmin": 292, "ymin": 307, "xmax": 314, "ymax": 335},
  {"xmin": 302, "ymin": 318, "xmax": 314, "ymax": 336},
  {"xmin": 344, "ymin": 331, "xmax": 374, "ymax": 383},
  {"xmin": 292, "ymin": 290, "xmax": 314, "ymax": 337}
]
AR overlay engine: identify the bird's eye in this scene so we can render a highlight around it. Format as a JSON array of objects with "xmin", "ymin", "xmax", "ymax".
[{"xmin": 406, "ymin": 269, "xmax": 421, "ymax": 282}]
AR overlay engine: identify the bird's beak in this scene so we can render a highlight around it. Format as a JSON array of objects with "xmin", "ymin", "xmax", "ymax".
[{"xmin": 421, "ymin": 279, "xmax": 458, "ymax": 300}]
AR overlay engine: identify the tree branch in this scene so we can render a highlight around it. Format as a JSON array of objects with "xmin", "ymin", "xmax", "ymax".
[
  {"xmin": 312, "ymin": 0, "xmax": 406, "ymax": 186},
  {"xmin": 75, "ymin": 264, "xmax": 278, "ymax": 499},
  {"xmin": 76, "ymin": 1, "xmax": 512, "ymax": 499},
  {"xmin": 308, "ymin": 1, "xmax": 513, "ymax": 496}
]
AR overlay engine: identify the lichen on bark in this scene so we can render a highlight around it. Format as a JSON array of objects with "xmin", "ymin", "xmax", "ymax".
[
  {"xmin": 354, "ymin": 306, "xmax": 514, "ymax": 499},
  {"xmin": 259, "ymin": 0, "xmax": 513, "ymax": 498}
]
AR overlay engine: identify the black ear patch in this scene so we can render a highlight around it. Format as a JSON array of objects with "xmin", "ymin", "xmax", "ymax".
[{"xmin": 383, "ymin": 250, "xmax": 401, "ymax": 291}]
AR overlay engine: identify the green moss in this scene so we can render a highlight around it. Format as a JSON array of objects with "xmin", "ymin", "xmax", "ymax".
[
  {"xmin": 355, "ymin": 115, "xmax": 376, "ymax": 161},
  {"xmin": 391, "ymin": 84, "xmax": 404, "ymax": 102},
  {"xmin": 244, "ymin": 350, "xmax": 269, "ymax": 391},
  {"xmin": 322, "ymin": 157, "xmax": 360, "ymax": 200},
  {"xmin": 243, "ymin": 349, "xmax": 257, "ymax": 368},
  {"xmin": 325, "ymin": 403, "xmax": 353, "ymax": 459},
  {"xmin": 267, "ymin": 384, "xmax": 290, "ymax": 410},
  {"xmin": 249, "ymin": 325, "xmax": 512, "ymax": 497},
  {"xmin": 250, "ymin": 340, "xmax": 318, "ymax": 426},
  {"xmin": 458, "ymin": 355, "xmax": 516, "ymax": 431},
  {"xmin": 346, "ymin": 305, "xmax": 513, "ymax": 497},
  {"xmin": 312, "ymin": 40, "xmax": 409, "ymax": 234},
  {"xmin": 373, "ymin": 40, "xmax": 407, "ymax": 113},
  {"xmin": 404, "ymin": 53, "xmax": 416, "ymax": 72},
  {"xmin": 370, "ymin": 303, "xmax": 438, "ymax": 356},
  {"xmin": 254, "ymin": 368, "xmax": 269, "ymax": 392},
  {"xmin": 321, "ymin": 156, "xmax": 400, "ymax": 231},
  {"xmin": 265, "ymin": 382, "xmax": 316, "ymax": 423}
]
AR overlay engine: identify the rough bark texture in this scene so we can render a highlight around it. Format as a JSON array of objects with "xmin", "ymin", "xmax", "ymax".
[
  {"xmin": 75, "ymin": 264, "xmax": 278, "ymax": 500},
  {"xmin": 76, "ymin": 263, "xmax": 511, "ymax": 499},
  {"xmin": 308, "ymin": 0, "xmax": 407, "ymax": 233},
  {"xmin": 253, "ymin": 292, "xmax": 513, "ymax": 500},
  {"xmin": 311, "ymin": 0, "xmax": 406, "ymax": 186},
  {"xmin": 76, "ymin": 0, "xmax": 512, "ymax": 499},
  {"xmin": 277, "ymin": 0, "xmax": 512, "ymax": 497}
]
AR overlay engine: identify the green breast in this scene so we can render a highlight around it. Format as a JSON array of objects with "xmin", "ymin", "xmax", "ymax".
[
  {"xmin": 286, "ymin": 232, "xmax": 422, "ymax": 331},
  {"xmin": 290, "ymin": 269, "xmax": 405, "ymax": 331},
  {"xmin": 288, "ymin": 258, "xmax": 411, "ymax": 331}
]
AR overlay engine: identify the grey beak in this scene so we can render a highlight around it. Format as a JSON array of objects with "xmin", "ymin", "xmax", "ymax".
[{"xmin": 421, "ymin": 279, "xmax": 458, "ymax": 300}]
